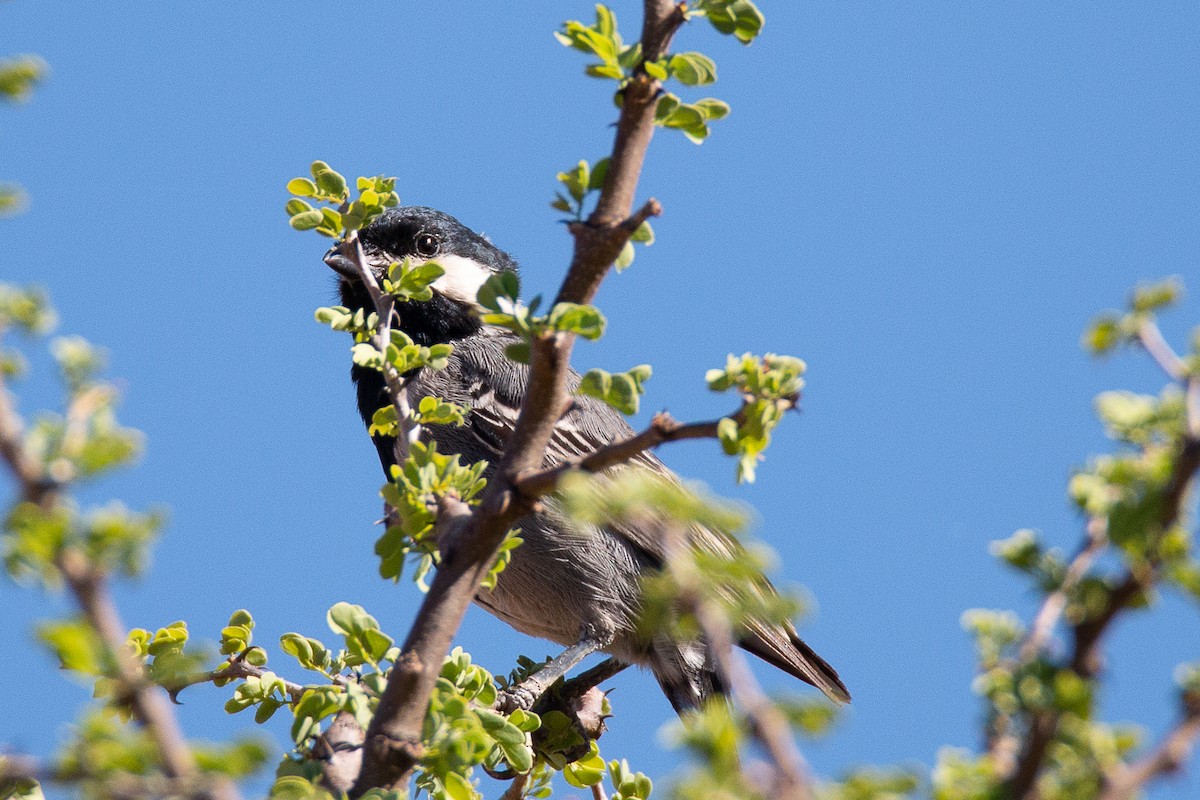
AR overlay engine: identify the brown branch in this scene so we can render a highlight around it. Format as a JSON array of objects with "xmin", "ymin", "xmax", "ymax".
[
  {"xmin": 167, "ymin": 656, "xmax": 314, "ymax": 705},
  {"xmin": 515, "ymin": 411, "xmax": 728, "ymax": 497},
  {"xmin": 1136, "ymin": 318, "xmax": 1187, "ymax": 382},
  {"xmin": 350, "ymin": 2, "xmax": 687, "ymax": 794},
  {"xmin": 1099, "ymin": 698, "xmax": 1200, "ymax": 800},
  {"xmin": 1019, "ymin": 517, "xmax": 1108, "ymax": 663},
  {"xmin": 1004, "ymin": 434, "xmax": 1200, "ymax": 799}
]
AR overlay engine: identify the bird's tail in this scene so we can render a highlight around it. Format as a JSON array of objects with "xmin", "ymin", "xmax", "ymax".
[
  {"xmin": 739, "ymin": 622, "xmax": 851, "ymax": 704},
  {"xmin": 649, "ymin": 639, "xmax": 727, "ymax": 714},
  {"xmin": 650, "ymin": 625, "xmax": 850, "ymax": 714}
]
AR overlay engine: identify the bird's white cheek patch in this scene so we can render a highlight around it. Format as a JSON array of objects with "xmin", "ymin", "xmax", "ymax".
[{"xmin": 427, "ymin": 254, "xmax": 493, "ymax": 306}]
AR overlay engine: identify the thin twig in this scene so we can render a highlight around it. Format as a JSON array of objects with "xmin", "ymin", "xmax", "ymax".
[
  {"xmin": 344, "ymin": 232, "xmax": 420, "ymax": 465},
  {"xmin": 1136, "ymin": 319, "xmax": 1187, "ymax": 382},
  {"xmin": 1099, "ymin": 702, "xmax": 1200, "ymax": 800},
  {"xmin": 660, "ymin": 523, "xmax": 814, "ymax": 800},
  {"xmin": 1019, "ymin": 517, "xmax": 1108, "ymax": 662},
  {"xmin": 514, "ymin": 411, "xmax": 731, "ymax": 498}
]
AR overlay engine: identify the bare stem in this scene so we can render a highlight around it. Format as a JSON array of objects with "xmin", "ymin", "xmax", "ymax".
[
  {"xmin": 1136, "ymin": 318, "xmax": 1187, "ymax": 382},
  {"xmin": 515, "ymin": 411, "xmax": 731, "ymax": 498}
]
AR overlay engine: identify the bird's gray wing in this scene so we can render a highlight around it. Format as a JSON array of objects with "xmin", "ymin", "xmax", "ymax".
[
  {"xmin": 425, "ymin": 328, "xmax": 851, "ymax": 703},
  {"xmin": 434, "ymin": 328, "xmax": 670, "ymax": 563}
]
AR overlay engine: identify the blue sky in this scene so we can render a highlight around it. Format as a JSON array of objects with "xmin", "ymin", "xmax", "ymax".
[{"xmin": 2, "ymin": 2, "xmax": 1198, "ymax": 798}]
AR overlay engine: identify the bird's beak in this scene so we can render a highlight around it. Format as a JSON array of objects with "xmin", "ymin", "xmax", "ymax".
[{"xmin": 323, "ymin": 244, "xmax": 361, "ymax": 280}]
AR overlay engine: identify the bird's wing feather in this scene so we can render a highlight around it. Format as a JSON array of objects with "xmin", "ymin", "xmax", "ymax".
[{"xmin": 440, "ymin": 329, "xmax": 851, "ymax": 703}]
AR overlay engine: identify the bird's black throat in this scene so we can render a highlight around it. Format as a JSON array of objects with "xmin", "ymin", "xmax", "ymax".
[{"xmin": 338, "ymin": 277, "xmax": 483, "ymax": 472}]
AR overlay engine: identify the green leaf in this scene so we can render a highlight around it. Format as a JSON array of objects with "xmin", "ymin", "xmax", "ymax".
[
  {"xmin": 476, "ymin": 271, "xmax": 520, "ymax": 313},
  {"xmin": 286, "ymin": 178, "xmax": 318, "ymax": 197},
  {"xmin": 289, "ymin": 210, "xmax": 324, "ymax": 231},
  {"xmin": 668, "ymin": 52, "xmax": 718, "ymax": 86},
  {"xmin": 615, "ymin": 240, "xmax": 635, "ymax": 271},
  {"xmin": 548, "ymin": 303, "xmax": 607, "ymax": 340},
  {"xmin": 630, "ymin": 220, "xmax": 655, "ymax": 245}
]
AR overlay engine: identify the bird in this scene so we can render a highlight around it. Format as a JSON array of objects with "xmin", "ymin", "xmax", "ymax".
[{"xmin": 324, "ymin": 206, "xmax": 849, "ymax": 713}]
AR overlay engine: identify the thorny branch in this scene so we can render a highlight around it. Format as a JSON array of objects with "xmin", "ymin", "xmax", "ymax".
[
  {"xmin": 0, "ymin": 356, "xmax": 239, "ymax": 800},
  {"xmin": 351, "ymin": 2, "xmax": 689, "ymax": 794}
]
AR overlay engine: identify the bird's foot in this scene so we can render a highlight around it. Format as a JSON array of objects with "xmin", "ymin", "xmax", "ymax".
[{"xmin": 496, "ymin": 684, "xmax": 541, "ymax": 714}]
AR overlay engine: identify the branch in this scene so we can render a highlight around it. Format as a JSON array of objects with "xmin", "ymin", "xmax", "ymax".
[
  {"xmin": 168, "ymin": 656, "xmax": 314, "ymax": 705},
  {"xmin": 497, "ymin": 770, "xmax": 529, "ymax": 800},
  {"xmin": 1018, "ymin": 517, "xmax": 1108, "ymax": 663},
  {"xmin": 1099, "ymin": 698, "xmax": 1200, "ymax": 800},
  {"xmin": 341, "ymin": 232, "xmax": 420, "ymax": 465},
  {"xmin": 1004, "ymin": 434, "xmax": 1200, "ymax": 799},
  {"xmin": 1136, "ymin": 318, "xmax": 1187, "ymax": 382},
  {"xmin": 514, "ymin": 410, "xmax": 729, "ymax": 498},
  {"xmin": 351, "ymin": 2, "xmax": 687, "ymax": 794},
  {"xmin": 662, "ymin": 522, "xmax": 814, "ymax": 800}
]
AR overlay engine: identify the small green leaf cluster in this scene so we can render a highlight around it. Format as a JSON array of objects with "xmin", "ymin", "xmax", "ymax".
[
  {"xmin": 688, "ymin": 0, "xmax": 765, "ymax": 45},
  {"xmin": 476, "ymin": 271, "xmax": 608, "ymax": 363},
  {"xmin": 371, "ymin": 396, "xmax": 470, "ymax": 438},
  {"xmin": 666, "ymin": 703, "xmax": 759, "ymax": 799},
  {"xmin": 578, "ymin": 364, "xmax": 652, "ymax": 415},
  {"xmin": 47, "ymin": 710, "xmax": 268, "ymax": 798},
  {"xmin": 653, "ymin": 94, "xmax": 730, "ymax": 145},
  {"xmin": 350, "ymin": 329, "xmax": 453, "ymax": 376},
  {"xmin": 6, "ymin": 502, "xmax": 162, "ymax": 586},
  {"xmin": 604, "ymin": 759, "xmax": 653, "ymax": 800},
  {"xmin": 0, "ymin": 55, "xmax": 46, "ymax": 102},
  {"xmin": 989, "ymin": 530, "xmax": 1066, "ymax": 595},
  {"xmin": 550, "ymin": 158, "xmax": 654, "ymax": 266},
  {"xmin": 382, "ymin": 257, "xmax": 446, "ymax": 303},
  {"xmin": 0, "ymin": 283, "xmax": 56, "ymax": 336},
  {"xmin": 376, "ymin": 442, "xmax": 488, "ymax": 585},
  {"xmin": 554, "ymin": 5, "xmax": 642, "ymax": 82},
  {"xmin": 707, "ymin": 353, "xmax": 806, "ymax": 483},
  {"xmin": 0, "ymin": 55, "xmax": 47, "ymax": 215},
  {"xmin": 123, "ymin": 620, "xmax": 211, "ymax": 700},
  {"xmin": 1083, "ymin": 277, "xmax": 1194, "ymax": 366},
  {"xmin": 286, "ymin": 161, "xmax": 399, "ymax": 237},
  {"xmin": 776, "ymin": 696, "xmax": 842, "ymax": 739},
  {"xmin": 415, "ymin": 648, "xmax": 542, "ymax": 800},
  {"xmin": 555, "ymin": 5, "xmax": 741, "ymax": 143}
]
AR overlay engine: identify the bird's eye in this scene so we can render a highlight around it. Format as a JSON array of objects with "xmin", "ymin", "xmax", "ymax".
[{"xmin": 415, "ymin": 233, "xmax": 439, "ymax": 257}]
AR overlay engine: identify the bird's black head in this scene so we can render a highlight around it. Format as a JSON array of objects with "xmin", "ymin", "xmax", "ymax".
[{"xmin": 326, "ymin": 206, "xmax": 518, "ymax": 346}]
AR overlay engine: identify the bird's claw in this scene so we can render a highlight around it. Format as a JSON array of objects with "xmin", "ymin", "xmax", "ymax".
[{"xmin": 496, "ymin": 684, "xmax": 539, "ymax": 714}]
